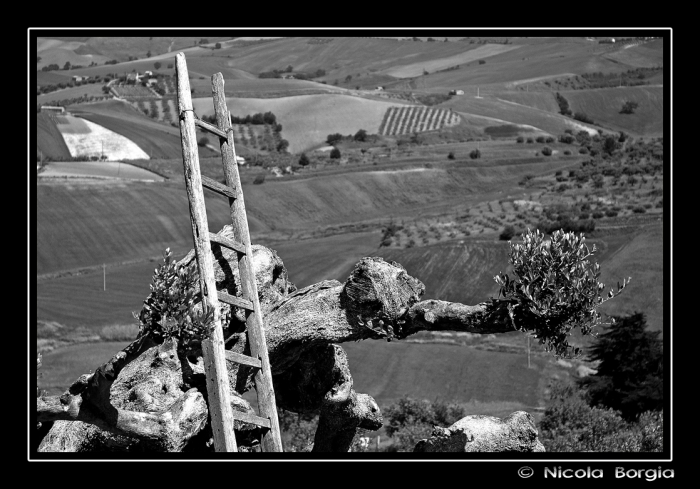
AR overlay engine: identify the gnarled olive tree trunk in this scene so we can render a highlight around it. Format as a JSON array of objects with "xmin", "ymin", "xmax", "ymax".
[{"xmin": 36, "ymin": 225, "xmax": 541, "ymax": 453}]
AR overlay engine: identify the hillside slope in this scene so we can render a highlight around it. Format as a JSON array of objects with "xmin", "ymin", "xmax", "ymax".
[{"xmin": 37, "ymin": 113, "xmax": 71, "ymax": 160}]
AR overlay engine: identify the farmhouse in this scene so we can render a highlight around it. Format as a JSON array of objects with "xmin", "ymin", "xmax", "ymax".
[
  {"xmin": 146, "ymin": 78, "xmax": 158, "ymax": 86},
  {"xmin": 71, "ymin": 75, "xmax": 85, "ymax": 83},
  {"xmin": 144, "ymin": 71, "xmax": 153, "ymax": 76},
  {"xmin": 281, "ymin": 74, "xmax": 296, "ymax": 80},
  {"xmin": 126, "ymin": 73, "xmax": 143, "ymax": 83},
  {"xmin": 450, "ymin": 89, "xmax": 464, "ymax": 95},
  {"xmin": 376, "ymin": 86, "xmax": 384, "ymax": 91}
]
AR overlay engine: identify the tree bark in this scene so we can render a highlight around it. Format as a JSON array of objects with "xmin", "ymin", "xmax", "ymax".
[{"xmin": 36, "ymin": 225, "xmax": 533, "ymax": 453}]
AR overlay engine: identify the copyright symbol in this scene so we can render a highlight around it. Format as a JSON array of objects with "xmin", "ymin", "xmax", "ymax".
[{"xmin": 518, "ymin": 466, "xmax": 534, "ymax": 478}]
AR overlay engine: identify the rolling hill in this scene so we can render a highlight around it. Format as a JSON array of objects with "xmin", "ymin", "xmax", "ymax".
[
  {"xmin": 192, "ymin": 93, "xmax": 407, "ymax": 153},
  {"xmin": 36, "ymin": 112, "xmax": 71, "ymax": 160}
]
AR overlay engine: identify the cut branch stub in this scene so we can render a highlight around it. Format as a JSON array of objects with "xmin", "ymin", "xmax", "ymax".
[{"xmin": 341, "ymin": 257, "xmax": 424, "ymax": 338}]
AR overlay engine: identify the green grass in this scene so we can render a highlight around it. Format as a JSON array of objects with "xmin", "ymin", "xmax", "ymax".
[
  {"xmin": 563, "ymin": 86, "xmax": 663, "ymax": 137},
  {"xmin": 343, "ymin": 340, "xmax": 546, "ymax": 407}
]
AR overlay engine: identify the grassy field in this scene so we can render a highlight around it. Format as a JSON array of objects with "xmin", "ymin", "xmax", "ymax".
[
  {"xmin": 192, "ymin": 94, "xmax": 405, "ymax": 153},
  {"xmin": 36, "ymin": 113, "xmax": 71, "ymax": 160},
  {"xmin": 36, "ymin": 180, "xmax": 233, "ymax": 275},
  {"xmin": 40, "ymin": 161, "xmax": 166, "ymax": 180},
  {"xmin": 491, "ymin": 91, "xmax": 561, "ymax": 113},
  {"xmin": 59, "ymin": 116, "xmax": 150, "ymax": 160},
  {"xmin": 563, "ymin": 86, "xmax": 664, "ymax": 136},
  {"xmin": 441, "ymin": 94, "xmax": 602, "ymax": 136},
  {"xmin": 384, "ymin": 44, "xmax": 521, "ymax": 78}
]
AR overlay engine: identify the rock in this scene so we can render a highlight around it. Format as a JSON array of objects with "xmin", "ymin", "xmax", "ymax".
[{"xmin": 413, "ymin": 411, "xmax": 545, "ymax": 452}]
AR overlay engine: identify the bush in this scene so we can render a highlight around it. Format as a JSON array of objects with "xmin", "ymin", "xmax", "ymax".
[
  {"xmin": 326, "ymin": 133, "xmax": 343, "ymax": 145},
  {"xmin": 494, "ymin": 228, "xmax": 624, "ymax": 357},
  {"xmin": 592, "ymin": 211, "xmax": 604, "ymax": 219},
  {"xmin": 353, "ymin": 129, "xmax": 368, "ymax": 142},
  {"xmin": 563, "ymin": 150, "xmax": 572, "ymax": 155},
  {"xmin": 298, "ymin": 153, "xmax": 310, "ymax": 166},
  {"xmin": 620, "ymin": 101, "xmax": 639, "ymax": 114},
  {"xmin": 516, "ymin": 136, "xmax": 524, "ymax": 143},
  {"xmin": 499, "ymin": 225, "xmax": 516, "ymax": 241},
  {"xmin": 526, "ymin": 137, "xmax": 534, "ymax": 144},
  {"xmin": 478, "ymin": 59, "xmax": 486, "ymax": 64},
  {"xmin": 541, "ymin": 146, "xmax": 552, "ymax": 156},
  {"xmin": 253, "ymin": 174, "xmax": 266, "ymax": 184},
  {"xmin": 573, "ymin": 112, "xmax": 594, "ymax": 124},
  {"xmin": 469, "ymin": 149, "xmax": 481, "ymax": 159},
  {"xmin": 632, "ymin": 206, "xmax": 646, "ymax": 214},
  {"xmin": 447, "ymin": 151, "xmax": 455, "ymax": 160},
  {"xmin": 545, "ymin": 136, "xmax": 555, "ymax": 143},
  {"xmin": 330, "ymin": 148, "xmax": 341, "ymax": 159},
  {"xmin": 559, "ymin": 134, "xmax": 575, "ymax": 144},
  {"xmin": 605, "ymin": 210, "xmax": 618, "ymax": 217},
  {"xmin": 536, "ymin": 136, "xmax": 546, "ymax": 143},
  {"xmin": 579, "ymin": 147, "xmax": 589, "ymax": 154},
  {"xmin": 198, "ymin": 137, "xmax": 209, "ymax": 147}
]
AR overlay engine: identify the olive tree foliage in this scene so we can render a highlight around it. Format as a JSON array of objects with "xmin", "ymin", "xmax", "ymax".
[{"xmin": 493, "ymin": 229, "xmax": 629, "ymax": 357}]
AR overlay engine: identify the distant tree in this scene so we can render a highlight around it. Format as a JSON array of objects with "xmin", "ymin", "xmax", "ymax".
[
  {"xmin": 345, "ymin": 74, "xmax": 352, "ymax": 83},
  {"xmin": 478, "ymin": 59, "xmax": 486, "ymax": 65},
  {"xmin": 298, "ymin": 153, "xmax": 310, "ymax": 166},
  {"xmin": 147, "ymin": 50, "xmax": 151, "ymax": 58},
  {"xmin": 215, "ymin": 42, "xmax": 222, "ymax": 49},
  {"xmin": 37, "ymin": 56, "xmax": 41, "ymax": 63},
  {"xmin": 200, "ymin": 38, "xmax": 209, "ymax": 45},
  {"xmin": 447, "ymin": 151, "xmax": 455, "ymax": 159},
  {"xmin": 63, "ymin": 61, "xmax": 71, "ymax": 70},
  {"xmin": 573, "ymin": 112, "xmax": 594, "ymax": 124},
  {"xmin": 154, "ymin": 62, "xmax": 162, "ymax": 70},
  {"xmin": 326, "ymin": 133, "xmax": 343, "ymax": 145},
  {"xmin": 603, "ymin": 135, "xmax": 619, "ymax": 155},
  {"xmin": 516, "ymin": 136, "xmax": 524, "ymax": 143},
  {"xmin": 499, "ymin": 225, "xmax": 516, "ymax": 241},
  {"xmin": 578, "ymin": 312, "xmax": 663, "ymax": 421},
  {"xmin": 198, "ymin": 137, "xmax": 209, "ymax": 147},
  {"xmin": 330, "ymin": 148, "xmax": 341, "ymax": 159},
  {"xmin": 541, "ymin": 146, "xmax": 553, "ymax": 156},
  {"xmin": 469, "ymin": 149, "xmax": 481, "ymax": 159},
  {"xmin": 354, "ymin": 129, "xmax": 368, "ymax": 142},
  {"xmin": 427, "ymin": 37, "xmax": 435, "ymax": 42},
  {"xmin": 285, "ymin": 65, "xmax": 293, "ymax": 73},
  {"xmin": 253, "ymin": 174, "xmax": 265, "ymax": 184},
  {"xmin": 276, "ymin": 139, "xmax": 289, "ymax": 153},
  {"xmin": 620, "ymin": 101, "xmax": 639, "ymax": 114}
]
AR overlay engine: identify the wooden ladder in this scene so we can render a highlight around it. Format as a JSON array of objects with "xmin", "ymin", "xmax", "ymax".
[{"xmin": 175, "ymin": 53, "xmax": 282, "ymax": 452}]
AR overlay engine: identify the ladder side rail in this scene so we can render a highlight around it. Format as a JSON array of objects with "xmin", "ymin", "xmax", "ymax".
[
  {"xmin": 176, "ymin": 53, "xmax": 237, "ymax": 453},
  {"xmin": 211, "ymin": 72, "xmax": 283, "ymax": 452}
]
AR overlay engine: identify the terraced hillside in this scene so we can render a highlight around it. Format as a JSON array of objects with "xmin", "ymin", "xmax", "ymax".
[{"xmin": 378, "ymin": 106, "xmax": 461, "ymax": 135}]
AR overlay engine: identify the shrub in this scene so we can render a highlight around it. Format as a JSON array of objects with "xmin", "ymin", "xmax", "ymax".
[
  {"xmin": 478, "ymin": 59, "xmax": 486, "ymax": 64},
  {"xmin": 564, "ymin": 150, "xmax": 572, "ymax": 155},
  {"xmin": 545, "ymin": 136, "xmax": 555, "ymax": 143},
  {"xmin": 605, "ymin": 210, "xmax": 618, "ymax": 217},
  {"xmin": 326, "ymin": 133, "xmax": 343, "ymax": 145},
  {"xmin": 330, "ymin": 148, "xmax": 341, "ymax": 159},
  {"xmin": 559, "ymin": 134, "xmax": 575, "ymax": 144},
  {"xmin": 253, "ymin": 174, "xmax": 266, "ymax": 184},
  {"xmin": 494, "ymin": 228, "xmax": 626, "ymax": 357},
  {"xmin": 573, "ymin": 112, "xmax": 594, "ymax": 124},
  {"xmin": 541, "ymin": 146, "xmax": 552, "ymax": 156},
  {"xmin": 633, "ymin": 206, "xmax": 646, "ymax": 214},
  {"xmin": 447, "ymin": 151, "xmax": 455, "ymax": 159},
  {"xmin": 469, "ymin": 149, "xmax": 481, "ymax": 159},
  {"xmin": 298, "ymin": 153, "xmax": 310, "ymax": 166},
  {"xmin": 620, "ymin": 101, "xmax": 639, "ymax": 114},
  {"xmin": 592, "ymin": 211, "xmax": 604, "ymax": 219},
  {"xmin": 499, "ymin": 225, "xmax": 516, "ymax": 241},
  {"xmin": 353, "ymin": 129, "xmax": 368, "ymax": 142},
  {"xmin": 579, "ymin": 212, "xmax": 589, "ymax": 219},
  {"xmin": 536, "ymin": 136, "xmax": 546, "ymax": 143},
  {"xmin": 516, "ymin": 136, "xmax": 524, "ymax": 143},
  {"xmin": 526, "ymin": 137, "xmax": 534, "ymax": 144}
]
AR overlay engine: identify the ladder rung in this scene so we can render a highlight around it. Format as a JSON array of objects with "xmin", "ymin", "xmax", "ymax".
[
  {"xmin": 194, "ymin": 118, "xmax": 228, "ymax": 139},
  {"xmin": 225, "ymin": 350, "xmax": 262, "ymax": 369},
  {"xmin": 201, "ymin": 175, "xmax": 236, "ymax": 199},
  {"xmin": 231, "ymin": 410, "xmax": 271, "ymax": 429},
  {"xmin": 218, "ymin": 291, "xmax": 255, "ymax": 311},
  {"xmin": 209, "ymin": 232, "xmax": 246, "ymax": 254}
]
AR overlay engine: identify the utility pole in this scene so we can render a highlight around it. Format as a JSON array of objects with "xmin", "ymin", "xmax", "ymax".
[
  {"xmin": 527, "ymin": 335, "xmax": 531, "ymax": 368},
  {"xmin": 103, "ymin": 264, "xmax": 106, "ymax": 291}
]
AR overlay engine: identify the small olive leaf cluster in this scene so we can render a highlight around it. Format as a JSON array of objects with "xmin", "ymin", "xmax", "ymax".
[
  {"xmin": 357, "ymin": 313, "xmax": 406, "ymax": 342},
  {"xmin": 136, "ymin": 248, "xmax": 216, "ymax": 344},
  {"xmin": 494, "ymin": 229, "xmax": 630, "ymax": 358}
]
